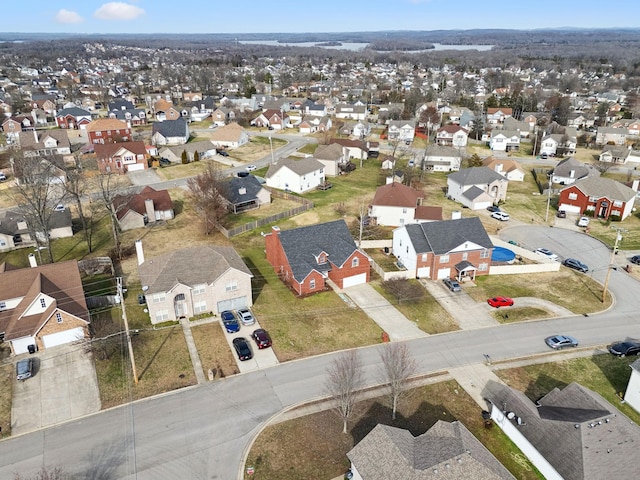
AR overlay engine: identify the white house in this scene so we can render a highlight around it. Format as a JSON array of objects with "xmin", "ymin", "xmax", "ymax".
[
  {"xmin": 436, "ymin": 125, "xmax": 469, "ymax": 147},
  {"xmin": 387, "ymin": 120, "xmax": 416, "ymax": 144},
  {"xmin": 423, "ymin": 145, "xmax": 462, "ymax": 172},
  {"xmin": 481, "ymin": 156, "xmax": 526, "ymax": 182},
  {"xmin": 489, "ymin": 130, "xmax": 520, "ymax": 152},
  {"xmin": 369, "ymin": 182, "xmax": 442, "ymax": 227},
  {"xmin": 447, "ymin": 167, "xmax": 509, "ymax": 210},
  {"xmin": 265, "ymin": 157, "xmax": 325, "ymax": 193},
  {"xmin": 624, "ymin": 358, "xmax": 640, "ymax": 413}
]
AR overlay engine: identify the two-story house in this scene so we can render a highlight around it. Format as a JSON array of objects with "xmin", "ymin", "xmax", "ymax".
[
  {"xmin": 387, "ymin": 120, "xmax": 416, "ymax": 144},
  {"xmin": 369, "ymin": 182, "xmax": 442, "ymax": 226},
  {"xmin": 558, "ymin": 176, "xmax": 637, "ymax": 220},
  {"xmin": 55, "ymin": 107, "xmax": 92, "ymax": 129},
  {"xmin": 392, "ymin": 216, "xmax": 494, "ymax": 281},
  {"xmin": 447, "ymin": 167, "xmax": 509, "ymax": 209},
  {"xmin": 94, "ymin": 141, "xmax": 149, "ymax": 174},
  {"xmin": 489, "ymin": 129, "xmax": 520, "ymax": 152},
  {"xmin": 265, "ymin": 157, "xmax": 325, "ymax": 193},
  {"xmin": 86, "ymin": 118, "xmax": 131, "ymax": 145},
  {"xmin": 436, "ymin": 124, "xmax": 469, "ymax": 147},
  {"xmin": 486, "ymin": 107, "xmax": 513, "ymax": 125}
]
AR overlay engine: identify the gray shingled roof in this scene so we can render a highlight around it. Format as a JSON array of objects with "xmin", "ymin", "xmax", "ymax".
[
  {"xmin": 223, "ymin": 176, "xmax": 264, "ymax": 204},
  {"xmin": 448, "ymin": 167, "xmax": 505, "ymax": 186},
  {"xmin": 488, "ymin": 382, "xmax": 640, "ymax": 480},
  {"xmin": 56, "ymin": 106, "xmax": 91, "ymax": 117},
  {"xmin": 424, "ymin": 144, "xmax": 460, "ymax": 158},
  {"xmin": 276, "ymin": 219, "xmax": 359, "ymax": 283},
  {"xmin": 138, "ymin": 246, "xmax": 252, "ymax": 295},
  {"xmin": 404, "ymin": 217, "xmax": 493, "ymax": 255},
  {"xmin": 265, "ymin": 157, "xmax": 324, "ymax": 178},
  {"xmin": 571, "ymin": 176, "xmax": 637, "ymax": 202},
  {"xmin": 152, "ymin": 118, "xmax": 188, "ymax": 137},
  {"xmin": 347, "ymin": 421, "xmax": 515, "ymax": 480}
]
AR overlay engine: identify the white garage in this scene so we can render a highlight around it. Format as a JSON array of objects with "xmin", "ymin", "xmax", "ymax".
[
  {"xmin": 417, "ymin": 267, "xmax": 431, "ymax": 278},
  {"xmin": 437, "ymin": 268, "xmax": 451, "ymax": 280},
  {"xmin": 127, "ymin": 163, "xmax": 146, "ymax": 172},
  {"xmin": 342, "ymin": 273, "xmax": 367, "ymax": 288},
  {"xmin": 558, "ymin": 204, "xmax": 581, "ymax": 214},
  {"xmin": 11, "ymin": 337, "xmax": 37, "ymax": 355},
  {"xmin": 217, "ymin": 296, "xmax": 248, "ymax": 313},
  {"xmin": 42, "ymin": 327, "xmax": 85, "ymax": 349}
]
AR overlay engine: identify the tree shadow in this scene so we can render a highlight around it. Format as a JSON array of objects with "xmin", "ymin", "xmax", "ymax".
[
  {"xmin": 136, "ymin": 327, "xmax": 176, "ymax": 381},
  {"xmin": 591, "ymin": 350, "xmax": 638, "ymax": 396},
  {"xmin": 173, "ymin": 199, "xmax": 184, "ymax": 216},
  {"xmin": 522, "ymin": 373, "xmax": 569, "ymax": 402},
  {"xmin": 80, "ymin": 440, "xmax": 127, "ymax": 480},
  {"xmin": 243, "ymin": 256, "xmax": 266, "ymax": 299}
]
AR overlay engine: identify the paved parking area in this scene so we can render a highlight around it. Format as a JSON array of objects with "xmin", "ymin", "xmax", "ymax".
[
  {"xmin": 12, "ymin": 344, "xmax": 101, "ymax": 436},
  {"xmin": 220, "ymin": 315, "xmax": 279, "ymax": 373},
  {"xmin": 127, "ymin": 169, "xmax": 163, "ymax": 186}
]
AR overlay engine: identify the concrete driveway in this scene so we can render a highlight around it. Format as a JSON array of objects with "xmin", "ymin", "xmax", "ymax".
[
  {"xmin": 221, "ymin": 316, "xmax": 279, "ymax": 373},
  {"xmin": 11, "ymin": 344, "xmax": 101, "ymax": 436},
  {"xmin": 127, "ymin": 169, "xmax": 163, "ymax": 186}
]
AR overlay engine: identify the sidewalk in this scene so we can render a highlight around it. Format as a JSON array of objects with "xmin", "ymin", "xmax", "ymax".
[{"xmin": 179, "ymin": 317, "xmax": 207, "ymax": 384}]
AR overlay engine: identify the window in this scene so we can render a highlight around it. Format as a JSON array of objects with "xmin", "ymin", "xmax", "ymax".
[
  {"xmin": 56, "ymin": 312, "xmax": 63, "ymax": 323},
  {"xmin": 402, "ymin": 208, "xmax": 407, "ymax": 213},
  {"xmin": 95, "ymin": 131, "xmax": 102, "ymax": 136},
  {"xmin": 440, "ymin": 255, "xmax": 449, "ymax": 263},
  {"xmin": 0, "ymin": 301, "xmax": 5, "ymax": 310},
  {"xmin": 40, "ymin": 298, "xmax": 46, "ymax": 308},
  {"xmin": 0, "ymin": 239, "xmax": 5, "ymax": 247},
  {"xmin": 462, "ymin": 252, "xmax": 468, "ymax": 261},
  {"xmin": 352, "ymin": 257, "xmax": 359, "ymax": 267},
  {"xmin": 225, "ymin": 280, "xmax": 238, "ymax": 292},
  {"xmin": 194, "ymin": 301, "xmax": 207, "ymax": 314},
  {"xmin": 588, "ymin": 196, "xmax": 598, "ymax": 203},
  {"xmin": 152, "ymin": 292, "xmax": 166, "ymax": 304},
  {"xmin": 155, "ymin": 310, "xmax": 169, "ymax": 322},
  {"xmin": 421, "ymin": 253, "xmax": 428, "ymax": 262},
  {"xmin": 481, "ymin": 249, "xmax": 489, "ymax": 259},
  {"xmin": 310, "ymin": 279, "xmax": 316, "ymax": 289},
  {"xmin": 568, "ymin": 192, "xmax": 577, "ymax": 200},
  {"xmin": 192, "ymin": 284, "xmax": 206, "ymax": 295},
  {"xmin": 174, "ymin": 293, "xmax": 185, "ymax": 301},
  {"xmin": 613, "ymin": 201, "xmax": 623, "ymax": 207},
  {"xmin": 479, "ymin": 263, "xmax": 488, "ymax": 271}
]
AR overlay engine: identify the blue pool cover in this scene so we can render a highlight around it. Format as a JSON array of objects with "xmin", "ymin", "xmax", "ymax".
[{"xmin": 492, "ymin": 246, "xmax": 516, "ymax": 262}]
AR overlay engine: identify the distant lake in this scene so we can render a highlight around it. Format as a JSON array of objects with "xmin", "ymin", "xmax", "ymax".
[{"xmin": 239, "ymin": 40, "xmax": 493, "ymax": 52}]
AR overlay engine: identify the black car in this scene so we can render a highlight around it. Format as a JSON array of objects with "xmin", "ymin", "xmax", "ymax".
[
  {"xmin": 16, "ymin": 358, "xmax": 34, "ymax": 380},
  {"xmin": 218, "ymin": 150, "xmax": 229, "ymax": 157},
  {"xmin": 608, "ymin": 341, "xmax": 640, "ymax": 357},
  {"xmin": 562, "ymin": 258, "xmax": 589, "ymax": 273},
  {"xmin": 137, "ymin": 294, "xmax": 146, "ymax": 305},
  {"xmin": 556, "ymin": 210, "xmax": 567, "ymax": 218},
  {"xmin": 630, "ymin": 255, "xmax": 640, "ymax": 265},
  {"xmin": 487, "ymin": 205, "xmax": 501, "ymax": 213},
  {"xmin": 158, "ymin": 157, "xmax": 171, "ymax": 166},
  {"xmin": 232, "ymin": 337, "xmax": 253, "ymax": 361},
  {"xmin": 251, "ymin": 328, "xmax": 272, "ymax": 349}
]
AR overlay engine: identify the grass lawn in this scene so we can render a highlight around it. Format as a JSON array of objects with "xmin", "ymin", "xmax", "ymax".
[
  {"xmin": 371, "ymin": 279, "xmax": 458, "ymax": 334},
  {"xmin": 497, "ymin": 354, "xmax": 640, "ymax": 425},
  {"xmin": 583, "ymin": 212, "xmax": 640, "ymax": 250},
  {"xmin": 0, "ymin": 344, "xmax": 13, "ymax": 437},
  {"xmin": 492, "ymin": 306, "xmax": 550, "ymax": 323},
  {"xmin": 191, "ymin": 323, "xmax": 239, "ymax": 379},
  {"xmin": 245, "ymin": 380, "xmax": 541, "ymax": 480},
  {"xmin": 151, "ymin": 159, "xmax": 217, "ymax": 181},
  {"xmin": 466, "ymin": 270, "xmax": 611, "ymax": 314}
]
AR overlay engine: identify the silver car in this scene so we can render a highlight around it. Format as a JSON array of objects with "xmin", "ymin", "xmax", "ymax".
[
  {"xmin": 237, "ymin": 308, "xmax": 255, "ymax": 326},
  {"xmin": 16, "ymin": 358, "xmax": 34, "ymax": 380}
]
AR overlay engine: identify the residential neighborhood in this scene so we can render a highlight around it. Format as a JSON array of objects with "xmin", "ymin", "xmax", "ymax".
[{"xmin": 2, "ymin": 24, "xmax": 640, "ymax": 480}]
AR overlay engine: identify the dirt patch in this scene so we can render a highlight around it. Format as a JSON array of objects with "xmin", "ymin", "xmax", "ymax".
[{"xmin": 290, "ymin": 210, "xmax": 320, "ymax": 226}]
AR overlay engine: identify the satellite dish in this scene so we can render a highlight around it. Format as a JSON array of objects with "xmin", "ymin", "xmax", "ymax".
[{"xmin": 142, "ymin": 285, "xmax": 149, "ymax": 291}]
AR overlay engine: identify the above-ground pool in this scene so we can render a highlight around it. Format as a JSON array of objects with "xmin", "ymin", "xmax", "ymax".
[{"xmin": 492, "ymin": 246, "xmax": 516, "ymax": 263}]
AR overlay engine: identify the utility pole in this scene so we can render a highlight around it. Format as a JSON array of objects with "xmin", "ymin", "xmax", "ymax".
[
  {"xmin": 117, "ymin": 277, "xmax": 139, "ymax": 384},
  {"xmin": 545, "ymin": 172, "xmax": 552, "ymax": 223},
  {"xmin": 269, "ymin": 134, "xmax": 275, "ymax": 164},
  {"xmin": 602, "ymin": 229, "xmax": 623, "ymax": 303}
]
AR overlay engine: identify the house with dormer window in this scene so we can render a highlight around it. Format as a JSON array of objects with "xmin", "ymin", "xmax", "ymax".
[
  {"xmin": 264, "ymin": 220, "xmax": 370, "ymax": 295},
  {"xmin": 94, "ymin": 141, "xmax": 149, "ymax": 174}
]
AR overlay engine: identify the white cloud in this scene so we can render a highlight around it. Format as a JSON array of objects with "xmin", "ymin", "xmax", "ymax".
[
  {"xmin": 94, "ymin": 2, "xmax": 145, "ymax": 21},
  {"xmin": 55, "ymin": 9, "xmax": 84, "ymax": 24}
]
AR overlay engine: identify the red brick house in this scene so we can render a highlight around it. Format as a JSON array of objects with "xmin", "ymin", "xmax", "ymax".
[
  {"xmin": 86, "ymin": 118, "xmax": 131, "ymax": 145},
  {"xmin": 55, "ymin": 107, "xmax": 92, "ymax": 129},
  {"xmin": 558, "ymin": 176, "xmax": 637, "ymax": 220},
  {"xmin": 392, "ymin": 217, "xmax": 494, "ymax": 281},
  {"xmin": 94, "ymin": 141, "xmax": 149, "ymax": 174},
  {"xmin": 265, "ymin": 220, "xmax": 370, "ymax": 295}
]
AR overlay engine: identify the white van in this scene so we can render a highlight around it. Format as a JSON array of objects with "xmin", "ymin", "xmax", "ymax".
[
  {"xmin": 491, "ymin": 211, "xmax": 510, "ymax": 221},
  {"xmin": 577, "ymin": 216, "xmax": 590, "ymax": 227}
]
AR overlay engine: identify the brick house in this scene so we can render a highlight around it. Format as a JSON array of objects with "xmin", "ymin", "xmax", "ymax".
[
  {"xmin": 55, "ymin": 107, "xmax": 92, "ymax": 129},
  {"xmin": 86, "ymin": 118, "xmax": 131, "ymax": 145},
  {"xmin": 392, "ymin": 217, "xmax": 493, "ymax": 281},
  {"xmin": 112, "ymin": 186, "xmax": 174, "ymax": 230},
  {"xmin": 0, "ymin": 259, "xmax": 90, "ymax": 354},
  {"xmin": 265, "ymin": 220, "xmax": 370, "ymax": 295},
  {"xmin": 94, "ymin": 141, "xmax": 149, "ymax": 174},
  {"xmin": 557, "ymin": 176, "xmax": 637, "ymax": 220}
]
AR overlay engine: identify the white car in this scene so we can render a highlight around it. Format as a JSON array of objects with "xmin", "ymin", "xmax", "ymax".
[
  {"xmin": 53, "ymin": 204, "xmax": 65, "ymax": 212},
  {"xmin": 577, "ymin": 216, "xmax": 590, "ymax": 227},
  {"xmin": 491, "ymin": 211, "xmax": 510, "ymax": 221},
  {"xmin": 245, "ymin": 165, "xmax": 257, "ymax": 172},
  {"xmin": 535, "ymin": 248, "xmax": 559, "ymax": 261}
]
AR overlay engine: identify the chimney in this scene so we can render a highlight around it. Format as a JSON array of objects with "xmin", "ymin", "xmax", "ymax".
[
  {"xmin": 28, "ymin": 253, "xmax": 37, "ymax": 268},
  {"xmin": 33, "ymin": 129, "xmax": 38, "ymax": 143},
  {"xmin": 570, "ymin": 169, "xmax": 575, "ymax": 178},
  {"xmin": 633, "ymin": 179, "xmax": 640, "ymax": 192},
  {"xmin": 272, "ymin": 226, "xmax": 280, "ymax": 234},
  {"xmin": 135, "ymin": 239, "xmax": 145, "ymax": 265},
  {"xmin": 451, "ymin": 210, "xmax": 462, "ymax": 220},
  {"xmin": 144, "ymin": 198, "xmax": 155, "ymax": 223},
  {"xmin": 238, "ymin": 187, "xmax": 247, "ymax": 195}
]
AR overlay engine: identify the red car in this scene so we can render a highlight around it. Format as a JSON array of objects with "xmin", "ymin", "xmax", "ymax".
[{"xmin": 487, "ymin": 296, "xmax": 514, "ymax": 308}]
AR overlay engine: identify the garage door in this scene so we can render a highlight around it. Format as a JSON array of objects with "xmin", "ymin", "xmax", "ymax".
[
  {"xmin": 12, "ymin": 337, "xmax": 36, "ymax": 355},
  {"xmin": 42, "ymin": 327, "xmax": 85, "ymax": 348},
  {"xmin": 417, "ymin": 267, "xmax": 430, "ymax": 278},
  {"xmin": 437, "ymin": 268, "xmax": 451, "ymax": 280},
  {"xmin": 558, "ymin": 204, "xmax": 581, "ymax": 214},
  {"xmin": 217, "ymin": 297, "xmax": 248, "ymax": 313},
  {"xmin": 342, "ymin": 273, "xmax": 367, "ymax": 288},
  {"xmin": 127, "ymin": 163, "xmax": 145, "ymax": 172}
]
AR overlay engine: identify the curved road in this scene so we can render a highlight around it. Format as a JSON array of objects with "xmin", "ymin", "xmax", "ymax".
[{"xmin": 2, "ymin": 227, "xmax": 640, "ymax": 479}]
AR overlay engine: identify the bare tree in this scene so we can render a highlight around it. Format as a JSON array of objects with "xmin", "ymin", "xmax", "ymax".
[
  {"xmin": 186, "ymin": 163, "xmax": 228, "ymax": 235},
  {"xmin": 379, "ymin": 343, "xmax": 418, "ymax": 420},
  {"xmin": 96, "ymin": 173, "xmax": 132, "ymax": 260},
  {"xmin": 9, "ymin": 153, "xmax": 67, "ymax": 263},
  {"xmin": 14, "ymin": 466, "xmax": 72, "ymax": 480},
  {"xmin": 64, "ymin": 159, "xmax": 98, "ymax": 253},
  {"xmin": 325, "ymin": 350, "xmax": 364, "ymax": 434},
  {"xmin": 419, "ymin": 105, "xmax": 441, "ymax": 142}
]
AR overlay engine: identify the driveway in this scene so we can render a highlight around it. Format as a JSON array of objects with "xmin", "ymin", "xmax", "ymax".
[
  {"xmin": 221, "ymin": 316, "xmax": 279, "ymax": 373},
  {"xmin": 127, "ymin": 169, "xmax": 163, "ymax": 186},
  {"xmin": 11, "ymin": 344, "xmax": 101, "ymax": 436}
]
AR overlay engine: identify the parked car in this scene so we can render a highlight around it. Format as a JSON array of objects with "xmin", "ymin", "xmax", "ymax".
[
  {"xmin": 556, "ymin": 210, "xmax": 566, "ymax": 218},
  {"xmin": 487, "ymin": 296, "xmax": 514, "ymax": 308},
  {"xmin": 631, "ymin": 255, "xmax": 640, "ymax": 265},
  {"xmin": 245, "ymin": 164, "xmax": 257, "ymax": 172},
  {"xmin": 237, "ymin": 308, "xmax": 255, "ymax": 326},
  {"xmin": 577, "ymin": 216, "xmax": 590, "ymax": 227},
  {"xmin": 443, "ymin": 278, "xmax": 462, "ymax": 292},
  {"xmin": 221, "ymin": 310, "xmax": 240, "ymax": 333},
  {"xmin": 562, "ymin": 258, "xmax": 589, "ymax": 273},
  {"xmin": 137, "ymin": 294, "xmax": 146, "ymax": 305},
  {"xmin": 218, "ymin": 150, "xmax": 229, "ymax": 157},
  {"xmin": 608, "ymin": 340, "xmax": 640, "ymax": 357},
  {"xmin": 53, "ymin": 204, "xmax": 65, "ymax": 212},
  {"xmin": 487, "ymin": 205, "xmax": 501, "ymax": 213},
  {"xmin": 232, "ymin": 337, "xmax": 253, "ymax": 361},
  {"xmin": 16, "ymin": 358, "xmax": 34, "ymax": 380},
  {"xmin": 0, "ymin": 172, "xmax": 7, "ymax": 182},
  {"xmin": 535, "ymin": 248, "xmax": 558, "ymax": 261},
  {"xmin": 491, "ymin": 211, "xmax": 510, "ymax": 221},
  {"xmin": 540, "ymin": 152, "xmax": 548, "ymax": 159},
  {"xmin": 251, "ymin": 328, "xmax": 272, "ymax": 349},
  {"xmin": 159, "ymin": 157, "xmax": 171, "ymax": 166},
  {"xmin": 237, "ymin": 171, "xmax": 250, "ymax": 177},
  {"xmin": 545, "ymin": 335, "xmax": 579, "ymax": 349}
]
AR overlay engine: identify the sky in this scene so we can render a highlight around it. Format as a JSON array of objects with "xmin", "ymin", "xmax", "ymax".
[{"xmin": 2, "ymin": 1, "xmax": 640, "ymax": 35}]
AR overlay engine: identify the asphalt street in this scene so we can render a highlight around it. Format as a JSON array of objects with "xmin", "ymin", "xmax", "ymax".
[{"xmin": 2, "ymin": 227, "xmax": 640, "ymax": 479}]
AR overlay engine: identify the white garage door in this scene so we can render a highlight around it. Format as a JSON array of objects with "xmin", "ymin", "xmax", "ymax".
[
  {"xmin": 127, "ymin": 163, "xmax": 145, "ymax": 172},
  {"xmin": 558, "ymin": 204, "xmax": 581, "ymax": 214},
  {"xmin": 437, "ymin": 268, "xmax": 451, "ymax": 280},
  {"xmin": 12, "ymin": 337, "xmax": 36, "ymax": 355},
  {"xmin": 342, "ymin": 273, "xmax": 367, "ymax": 288},
  {"xmin": 42, "ymin": 327, "xmax": 85, "ymax": 348},
  {"xmin": 417, "ymin": 267, "xmax": 431, "ymax": 278},
  {"xmin": 217, "ymin": 296, "xmax": 248, "ymax": 313}
]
